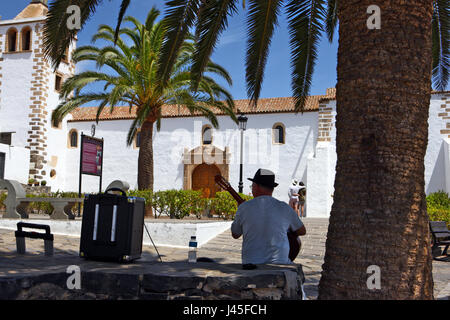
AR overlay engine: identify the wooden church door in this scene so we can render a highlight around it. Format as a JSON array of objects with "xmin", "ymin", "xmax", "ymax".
[{"xmin": 192, "ymin": 164, "xmax": 221, "ymax": 198}]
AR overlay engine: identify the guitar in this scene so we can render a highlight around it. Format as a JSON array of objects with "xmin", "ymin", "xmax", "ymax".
[{"xmin": 214, "ymin": 175, "xmax": 301, "ymax": 262}]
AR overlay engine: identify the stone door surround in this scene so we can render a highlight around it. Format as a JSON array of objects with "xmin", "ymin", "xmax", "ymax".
[{"xmin": 183, "ymin": 145, "xmax": 231, "ymax": 191}]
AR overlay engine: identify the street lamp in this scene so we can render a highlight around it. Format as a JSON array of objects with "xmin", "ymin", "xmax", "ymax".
[{"xmin": 238, "ymin": 114, "xmax": 248, "ymax": 193}]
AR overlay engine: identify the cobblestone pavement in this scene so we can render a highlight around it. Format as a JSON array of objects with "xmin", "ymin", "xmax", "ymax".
[{"xmin": 0, "ymin": 218, "xmax": 449, "ymax": 300}]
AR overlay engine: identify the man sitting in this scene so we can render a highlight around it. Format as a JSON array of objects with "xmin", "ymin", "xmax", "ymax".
[{"xmin": 231, "ymin": 169, "xmax": 306, "ymax": 265}]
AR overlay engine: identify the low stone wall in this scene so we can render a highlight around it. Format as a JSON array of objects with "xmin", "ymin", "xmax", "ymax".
[
  {"xmin": 22, "ymin": 185, "xmax": 51, "ymax": 196},
  {"xmin": 1, "ymin": 263, "xmax": 305, "ymax": 300}
]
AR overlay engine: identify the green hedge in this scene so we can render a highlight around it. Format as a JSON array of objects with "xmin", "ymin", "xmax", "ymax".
[
  {"xmin": 209, "ymin": 191, "xmax": 253, "ymax": 220},
  {"xmin": 25, "ymin": 194, "xmax": 54, "ymax": 215},
  {"xmin": 126, "ymin": 189, "xmax": 253, "ymax": 220},
  {"xmin": 427, "ymin": 191, "xmax": 450, "ymax": 228}
]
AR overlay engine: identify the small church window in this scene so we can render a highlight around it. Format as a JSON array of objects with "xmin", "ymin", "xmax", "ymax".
[
  {"xmin": 202, "ymin": 126, "xmax": 212, "ymax": 145},
  {"xmin": 55, "ymin": 74, "xmax": 63, "ymax": 92},
  {"xmin": 69, "ymin": 130, "xmax": 78, "ymax": 148},
  {"xmin": 0, "ymin": 133, "xmax": 12, "ymax": 145},
  {"xmin": 273, "ymin": 123, "xmax": 285, "ymax": 144},
  {"xmin": 21, "ymin": 27, "xmax": 32, "ymax": 51},
  {"xmin": 6, "ymin": 28, "xmax": 18, "ymax": 52}
]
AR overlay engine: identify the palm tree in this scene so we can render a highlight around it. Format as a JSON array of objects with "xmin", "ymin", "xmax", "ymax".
[
  {"xmin": 44, "ymin": 0, "xmax": 449, "ymax": 299},
  {"xmin": 51, "ymin": 8, "xmax": 237, "ymax": 191}
]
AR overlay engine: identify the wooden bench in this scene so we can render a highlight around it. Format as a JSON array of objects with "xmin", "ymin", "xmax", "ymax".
[{"xmin": 430, "ymin": 221, "xmax": 450, "ymax": 261}]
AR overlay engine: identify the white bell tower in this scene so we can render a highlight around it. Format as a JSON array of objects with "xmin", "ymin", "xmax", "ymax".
[{"xmin": 0, "ymin": 0, "xmax": 76, "ymax": 185}]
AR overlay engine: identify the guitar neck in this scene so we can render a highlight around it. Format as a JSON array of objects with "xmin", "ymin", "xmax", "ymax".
[
  {"xmin": 215, "ymin": 175, "xmax": 246, "ymax": 205},
  {"xmin": 227, "ymin": 186, "xmax": 245, "ymax": 205}
]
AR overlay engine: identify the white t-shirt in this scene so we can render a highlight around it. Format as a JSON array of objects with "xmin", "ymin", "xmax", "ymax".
[
  {"xmin": 288, "ymin": 185, "xmax": 300, "ymax": 201},
  {"xmin": 231, "ymin": 196, "xmax": 304, "ymax": 265}
]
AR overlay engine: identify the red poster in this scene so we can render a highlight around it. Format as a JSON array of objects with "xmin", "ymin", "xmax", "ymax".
[{"xmin": 81, "ymin": 136, "xmax": 103, "ymax": 176}]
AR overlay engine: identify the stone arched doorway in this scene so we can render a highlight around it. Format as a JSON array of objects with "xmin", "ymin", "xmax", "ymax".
[
  {"xmin": 192, "ymin": 164, "xmax": 221, "ymax": 198},
  {"xmin": 183, "ymin": 145, "xmax": 230, "ymax": 195}
]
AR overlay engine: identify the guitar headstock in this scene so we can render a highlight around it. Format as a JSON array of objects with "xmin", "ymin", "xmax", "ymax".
[{"xmin": 215, "ymin": 175, "xmax": 231, "ymax": 191}]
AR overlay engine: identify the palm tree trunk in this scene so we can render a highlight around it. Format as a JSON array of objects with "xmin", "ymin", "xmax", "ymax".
[
  {"xmin": 318, "ymin": 0, "xmax": 434, "ymax": 299},
  {"xmin": 138, "ymin": 120, "xmax": 154, "ymax": 191}
]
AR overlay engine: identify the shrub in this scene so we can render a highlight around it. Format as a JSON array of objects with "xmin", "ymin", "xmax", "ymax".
[
  {"xmin": 41, "ymin": 180, "xmax": 47, "ymax": 186},
  {"xmin": 26, "ymin": 194, "xmax": 53, "ymax": 215},
  {"xmin": 209, "ymin": 192, "xmax": 237, "ymax": 220},
  {"xmin": 210, "ymin": 192, "xmax": 254, "ymax": 220},
  {"xmin": 152, "ymin": 190, "xmax": 171, "ymax": 219},
  {"xmin": 428, "ymin": 207, "xmax": 450, "ymax": 228},
  {"xmin": 164, "ymin": 189, "xmax": 197, "ymax": 219},
  {"xmin": 426, "ymin": 191, "xmax": 450, "ymax": 228},
  {"xmin": 426, "ymin": 191, "xmax": 450, "ymax": 209},
  {"xmin": 181, "ymin": 190, "xmax": 204, "ymax": 219}
]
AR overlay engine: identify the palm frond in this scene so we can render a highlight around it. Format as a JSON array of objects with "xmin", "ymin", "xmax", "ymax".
[
  {"xmin": 205, "ymin": 61, "xmax": 234, "ymax": 86},
  {"xmin": 44, "ymin": 0, "xmax": 104, "ymax": 69},
  {"xmin": 325, "ymin": 0, "xmax": 338, "ymax": 43},
  {"xmin": 245, "ymin": 0, "xmax": 283, "ymax": 107},
  {"xmin": 51, "ymin": 93, "xmax": 110, "ymax": 126},
  {"xmin": 157, "ymin": 0, "xmax": 200, "ymax": 85},
  {"xmin": 59, "ymin": 71, "xmax": 120, "ymax": 99},
  {"xmin": 191, "ymin": 0, "xmax": 238, "ymax": 90},
  {"xmin": 286, "ymin": 0, "xmax": 326, "ymax": 112},
  {"xmin": 114, "ymin": 0, "xmax": 132, "ymax": 43},
  {"xmin": 145, "ymin": 7, "xmax": 161, "ymax": 31},
  {"xmin": 432, "ymin": 0, "xmax": 450, "ymax": 91}
]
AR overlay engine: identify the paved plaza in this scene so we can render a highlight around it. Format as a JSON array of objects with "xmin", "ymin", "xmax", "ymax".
[{"xmin": 0, "ymin": 218, "xmax": 449, "ymax": 299}]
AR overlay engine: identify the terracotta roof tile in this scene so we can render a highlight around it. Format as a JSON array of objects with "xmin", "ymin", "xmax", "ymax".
[{"xmin": 69, "ymin": 90, "xmax": 336, "ymax": 122}]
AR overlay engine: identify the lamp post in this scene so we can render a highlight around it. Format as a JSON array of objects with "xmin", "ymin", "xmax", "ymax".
[{"xmin": 238, "ymin": 114, "xmax": 248, "ymax": 194}]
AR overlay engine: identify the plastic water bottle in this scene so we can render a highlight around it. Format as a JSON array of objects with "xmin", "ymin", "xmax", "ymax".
[{"xmin": 188, "ymin": 236, "xmax": 197, "ymax": 263}]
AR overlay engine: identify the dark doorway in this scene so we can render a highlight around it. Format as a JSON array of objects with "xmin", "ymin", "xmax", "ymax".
[{"xmin": 0, "ymin": 153, "xmax": 5, "ymax": 180}]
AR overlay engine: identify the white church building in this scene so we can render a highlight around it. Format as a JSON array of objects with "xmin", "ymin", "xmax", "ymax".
[{"xmin": 1, "ymin": 1, "xmax": 450, "ymax": 218}]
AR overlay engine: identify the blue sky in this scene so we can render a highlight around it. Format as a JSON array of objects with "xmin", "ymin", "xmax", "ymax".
[{"xmin": 2, "ymin": 1, "xmax": 338, "ymax": 99}]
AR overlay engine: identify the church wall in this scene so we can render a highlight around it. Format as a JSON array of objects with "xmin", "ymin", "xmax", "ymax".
[
  {"xmin": 63, "ymin": 112, "xmax": 319, "ymax": 201},
  {"xmin": 425, "ymin": 93, "xmax": 450, "ymax": 194},
  {"xmin": 307, "ymin": 93, "xmax": 450, "ymax": 218},
  {"xmin": 306, "ymin": 100, "xmax": 337, "ymax": 217},
  {"xmin": 0, "ymin": 143, "xmax": 30, "ymax": 184},
  {"xmin": 44, "ymin": 41, "xmax": 76, "ymax": 189}
]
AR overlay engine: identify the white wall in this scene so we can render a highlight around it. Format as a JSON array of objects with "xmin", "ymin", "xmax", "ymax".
[
  {"xmin": 0, "ymin": 21, "xmax": 41, "ymax": 148},
  {"xmin": 306, "ymin": 100, "xmax": 337, "ymax": 217},
  {"xmin": 425, "ymin": 93, "xmax": 449, "ymax": 194},
  {"xmin": 44, "ymin": 37, "xmax": 76, "ymax": 190},
  {"xmin": 63, "ymin": 112, "xmax": 318, "ymax": 201},
  {"xmin": 306, "ymin": 94, "xmax": 450, "ymax": 218},
  {"xmin": 0, "ymin": 143, "xmax": 30, "ymax": 184}
]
